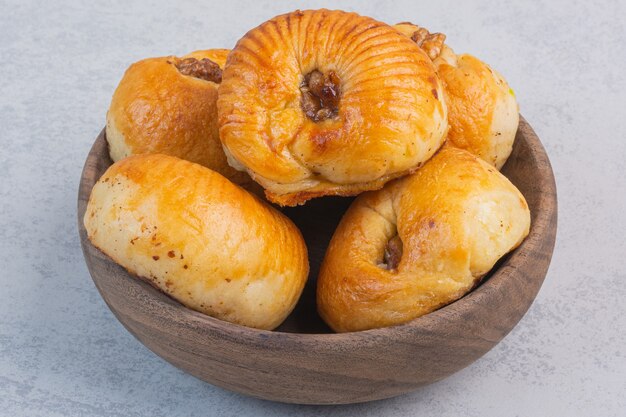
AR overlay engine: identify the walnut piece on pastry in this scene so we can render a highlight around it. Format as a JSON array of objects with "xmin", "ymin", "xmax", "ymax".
[{"xmin": 394, "ymin": 22, "xmax": 447, "ymax": 60}]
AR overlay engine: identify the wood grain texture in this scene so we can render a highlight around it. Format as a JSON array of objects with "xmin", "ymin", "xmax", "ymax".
[{"xmin": 77, "ymin": 116, "xmax": 557, "ymax": 405}]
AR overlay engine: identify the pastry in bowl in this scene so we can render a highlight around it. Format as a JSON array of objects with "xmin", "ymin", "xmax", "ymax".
[
  {"xmin": 317, "ymin": 147, "xmax": 531, "ymax": 332},
  {"xmin": 395, "ymin": 23, "xmax": 519, "ymax": 169},
  {"xmin": 106, "ymin": 49, "xmax": 252, "ymax": 185},
  {"xmin": 218, "ymin": 9, "xmax": 448, "ymax": 206},
  {"xmin": 83, "ymin": 154, "xmax": 309, "ymax": 330}
]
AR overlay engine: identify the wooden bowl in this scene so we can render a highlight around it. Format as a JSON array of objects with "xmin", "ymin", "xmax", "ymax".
[{"xmin": 78, "ymin": 116, "xmax": 557, "ymax": 405}]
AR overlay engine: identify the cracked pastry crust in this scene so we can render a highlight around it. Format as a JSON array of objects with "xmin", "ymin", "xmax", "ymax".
[
  {"xmin": 394, "ymin": 23, "xmax": 519, "ymax": 169},
  {"xmin": 218, "ymin": 9, "xmax": 448, "ymax": 206},
  {"xmin": 106, "ymin": 49, "xmax": 252, "ymax": 186},
  {"xmin": 317, "ymin": 147, "xmax": 530, "ymax": 332},
  {"xmin": 84, "ymin": 154, "xmax": 309, "ymax": 330}
]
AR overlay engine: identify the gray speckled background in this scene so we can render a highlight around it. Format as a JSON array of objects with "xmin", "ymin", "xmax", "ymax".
[{"xmin": 1, "ymin": 0, "xmax": 625, "ymax": 415}]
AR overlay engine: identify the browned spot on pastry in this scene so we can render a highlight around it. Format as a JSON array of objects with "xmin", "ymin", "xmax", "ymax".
[
  {"xmin": 300, "ymin": 70, "xmax": 341, "ymax": 122},
  {"xmin": 167, "ymin": 250, "xmax": 175, "ymax": 258},
  {"xmin": 311, "ymin": 129, "xmax": 340, "ymax": 149},
  {"xmin": 183, "ymin": 264, "xmax": 188, "ymax": 269},
  {"xmin": 410, "ymin": 26, "xmax": 446, "ymax": 60},
  {"xmin": 431, "ymin": 88, "xmax": 439, "ymax": 99},
  {"xmin": 225, "ymin": 278, "xmax": 231, "ymax": 283},
  {"xmin": 165, "ymin": 280, "xmax": 173, "ymax": 288},
  {"xmin": 382, "ymin": 235, "xmax": 403, "ymax": 270},
  {"xmin": 174, "ymin": 57, "xmax": 222, "ymax": 83},
  {"xmin": 152, "ymin": 255, "xmax": 160, "ymax": 261}
]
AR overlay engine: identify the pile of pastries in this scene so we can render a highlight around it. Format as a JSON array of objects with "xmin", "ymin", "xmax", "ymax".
[{"xmin": 84, "ymin": 9, "xmax": 530, "ymax": 332}]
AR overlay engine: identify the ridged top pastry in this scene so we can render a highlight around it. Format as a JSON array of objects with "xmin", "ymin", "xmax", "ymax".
[{"xmin": 218, "ymin": 9, "xmax": 448, "ymax": 206}]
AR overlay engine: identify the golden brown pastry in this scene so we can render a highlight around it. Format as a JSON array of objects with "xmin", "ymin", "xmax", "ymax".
[
  {"xmin": 84, "ymin": 154, "xmax": 309, "ymax": 330},
  {"xmin": 394, "ymin": 23, "xmax": 519, "ymax": 169},
  {"xmin": 106, "ymin": 49, "xmax": 251, "ymax": 185},
  {"xmin": 317, "ymin": 147, "xmax": 530, "ymax": 332},
  {"xmin": 218, "ymin": 9, "xmax": 448, "ymax": 206}
]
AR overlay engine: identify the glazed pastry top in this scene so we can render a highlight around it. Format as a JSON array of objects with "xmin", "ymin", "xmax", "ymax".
[
  {"xmin": 317, "ymin": 147, "xmax": 531, "ymax": 332},
  {"xmin": 436, "ymin": 50, "xmax": 519, "ymax": 169},
  {"xmin": 219, "ymin": 9, "xmax": 448, "ymax": 205},
  {"xmin": 84, "ymin": 154, "xmax": 309, "ymax": 330},
  {"xmin": 393, "ymin": 23, "xmax": 519, "ymax": 169},
  {"xmin": 106, "ymin": 49, "xmax": 252, "ymax": 185}
]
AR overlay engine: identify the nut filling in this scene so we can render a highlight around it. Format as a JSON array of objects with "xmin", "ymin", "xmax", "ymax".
[
  {"xmin": 300, "ymin": 70, "xmax": 341, "ymax": 122},
  {"xmin": 174, "ymin": 57, "xmax": 222, "ymax": 83},
  {"xmin": 409, "ymin": 26, "xmax": 446, "ymax": 60},
  {"xmin": 381, "ymin": 234, "xmax": 403, "ymax": 270}
]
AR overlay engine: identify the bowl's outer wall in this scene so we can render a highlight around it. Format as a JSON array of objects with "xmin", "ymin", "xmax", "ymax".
[{"xmin": 78, "ymin": 117, "xmax": 557, "ymax": 405}]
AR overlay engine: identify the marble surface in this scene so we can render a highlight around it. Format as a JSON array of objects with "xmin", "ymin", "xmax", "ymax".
[{"xmin": 1, "ymin": 0, "xmax": 625, "ymax": 415}]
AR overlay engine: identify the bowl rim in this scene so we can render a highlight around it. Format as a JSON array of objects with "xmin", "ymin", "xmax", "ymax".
[{"xmin": 78, "ymin": 115, "xmax": 557, "ymax": 346}]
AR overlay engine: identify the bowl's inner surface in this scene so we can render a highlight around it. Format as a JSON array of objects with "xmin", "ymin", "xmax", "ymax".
[
  {"xmin": 281, "ymin": 197, "xmax": 352, "ymax": 333},
  {"xmin": 83, "ymin": 124, "xmax": 535, "ymax": 334}
]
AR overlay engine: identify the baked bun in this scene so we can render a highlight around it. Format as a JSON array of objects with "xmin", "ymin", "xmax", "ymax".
[
  {"xmin": 218, "ymin": 9, "xmax": 448, "ymax": 206},
  {"xmin": 84, "ymin": 154, "xmax": 309, "ymax": 330},
  {"xmin": 317, "ymin": 147, "xmax": 530, "ymax": 332},
  {"xmin": 394, "ymin": 23, "xmax": 519, "ymax": 169},
  {"xmin": 106, "ymin": 49, "xmax": 251, "ymax": 185}
]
